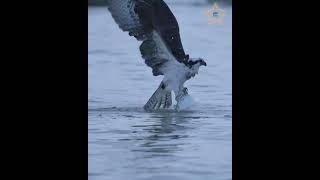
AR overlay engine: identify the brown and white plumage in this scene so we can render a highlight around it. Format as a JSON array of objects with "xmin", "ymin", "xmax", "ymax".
[{"xmin": 106, "ymin": 0, "xmax": 207, "ymax": 111}]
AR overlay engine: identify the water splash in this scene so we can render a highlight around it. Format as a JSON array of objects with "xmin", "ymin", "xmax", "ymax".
[{"xmin": 175, "ymin": 94, "xmax": 196, "ymax": 111}]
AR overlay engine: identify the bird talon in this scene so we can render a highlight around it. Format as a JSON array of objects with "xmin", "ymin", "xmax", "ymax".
[{"xmin": 183, "ymin": 87, "xmax": 188, "ymax": 94}]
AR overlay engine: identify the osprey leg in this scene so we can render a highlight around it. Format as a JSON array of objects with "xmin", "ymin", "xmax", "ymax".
[{"xmin": 144, "ymin": 82, "xmax": 172, "ymax": 111}]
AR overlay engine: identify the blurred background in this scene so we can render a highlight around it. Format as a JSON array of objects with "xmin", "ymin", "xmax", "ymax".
[
  {"xmin": 88, "ymin": 0, "xmax": 232, "ymax": 6},
  {"xmin": 89, "ymin": 1, "xmax": 232, "ymax": 180}
]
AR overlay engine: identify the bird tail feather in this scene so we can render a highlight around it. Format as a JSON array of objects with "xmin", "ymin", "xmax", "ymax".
[{"xmin": 144, "ymin": 82, "xmax": 172, "ymax": 111}]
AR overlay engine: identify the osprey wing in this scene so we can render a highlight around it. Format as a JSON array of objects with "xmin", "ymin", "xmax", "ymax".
[{"xmin": 106, "ymin": 0, "xmax": 189, "ymax": 76}]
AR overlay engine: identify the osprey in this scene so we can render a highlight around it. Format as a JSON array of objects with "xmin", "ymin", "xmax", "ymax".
[{"xmin": 106, "ymin": 0, "xmax": 207, "ymax": 111}]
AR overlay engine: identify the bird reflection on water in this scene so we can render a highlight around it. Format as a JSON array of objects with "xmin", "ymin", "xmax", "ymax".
[
  {"xmin": 118, "ymin": 109, "xmax": 200, "ymax": 158},
  {"xmin": 88, "ymin": 3, "xmax": 232, "ymax": 178},
  {"xmin": 89, "ymin": 104, "xmax": 230, "ymax": 179}
]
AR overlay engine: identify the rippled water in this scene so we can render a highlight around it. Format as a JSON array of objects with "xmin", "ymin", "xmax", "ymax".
[{"xmin": 89, "ymin": 4, "xmax": 232, "ymax": 180}]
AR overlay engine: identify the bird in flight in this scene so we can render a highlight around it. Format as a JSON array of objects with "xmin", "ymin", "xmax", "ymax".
[{"xmin": 106, "ymin": 0, "xmax": 207, "ymax": 111}]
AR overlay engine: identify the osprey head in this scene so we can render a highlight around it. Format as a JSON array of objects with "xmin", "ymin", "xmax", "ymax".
[
  {"xmin": 187, "ymin": 58, "xmax": 207, "ymax": 67},
  {"xmin": 186, "ymin": 58, "xmax": 207, "ymax": 78}
]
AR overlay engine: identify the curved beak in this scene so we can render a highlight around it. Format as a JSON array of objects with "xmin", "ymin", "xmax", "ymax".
[{"xmin": 201, "ymin": 61, "xmax": 207, "ymax": 66}]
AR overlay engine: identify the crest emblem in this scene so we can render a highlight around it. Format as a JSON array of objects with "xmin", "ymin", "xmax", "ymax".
[{"xmin": 205, "ymin": 2, "xmax": 226, "ymax": 25}]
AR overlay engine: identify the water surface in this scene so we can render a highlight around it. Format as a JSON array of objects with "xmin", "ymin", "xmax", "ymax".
[{"xmin": 89, "ymin": 4, "xmax": 232, "ymax": 180}]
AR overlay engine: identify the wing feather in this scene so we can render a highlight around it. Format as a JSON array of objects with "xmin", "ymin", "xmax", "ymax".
[
  {"xmin": 106, "ymin": 0, "xmax": 189, "ymax": 76},
  {"xmin": 106, "ymin": 0, "xmax": 147, "ymax": 40}
]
